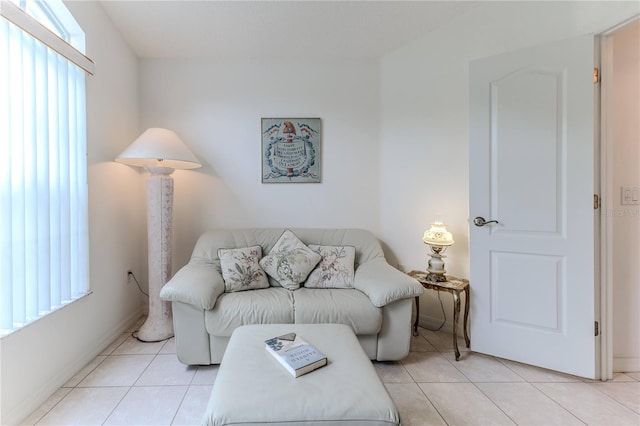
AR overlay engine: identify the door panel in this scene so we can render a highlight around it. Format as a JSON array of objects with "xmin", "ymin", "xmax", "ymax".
[
  {"xmin": 469, "ymin": 35, "xmax": 597, "ymax": 378},
  {"xmin": 491, "ymin": 252, "xmax": 564, "ymax": 331},
  {"xmin": 492, "ymin": 70, "xmax": 563, "ymax": 234}
]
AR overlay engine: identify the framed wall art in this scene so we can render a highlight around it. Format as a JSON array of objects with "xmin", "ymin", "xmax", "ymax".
[{"xmin": 261, "ymin": 118, "xmax": 321, "ymax": 183}]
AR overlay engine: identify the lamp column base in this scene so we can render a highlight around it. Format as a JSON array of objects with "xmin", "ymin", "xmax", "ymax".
[{"xmin": 137, "ymin": 315, "xmax": 174, "ymax": 342}]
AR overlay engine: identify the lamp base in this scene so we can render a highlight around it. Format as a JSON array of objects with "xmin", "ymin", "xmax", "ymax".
[
  {"xmin": 426, "ymin": 272, "xmax": 447, "ymax": 282},
  {"xmin": 426, "ymin": 249, "xmax": 447, "ymax": 283}
]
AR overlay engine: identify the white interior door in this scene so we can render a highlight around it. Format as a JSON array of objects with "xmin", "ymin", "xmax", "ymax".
[{"xmin": 469, "ymin": 35, "xmax": 598, "ymax": 379}]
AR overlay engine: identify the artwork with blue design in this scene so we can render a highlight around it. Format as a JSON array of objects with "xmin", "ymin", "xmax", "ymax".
[{"xmin": 262, "ymin": 118, "xmax": 321, "ymax": 183}]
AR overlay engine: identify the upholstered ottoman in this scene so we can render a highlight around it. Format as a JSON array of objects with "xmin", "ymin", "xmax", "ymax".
[{"xmin": 203, "ymin": 323, "xmax": 400, "ymax": 426}]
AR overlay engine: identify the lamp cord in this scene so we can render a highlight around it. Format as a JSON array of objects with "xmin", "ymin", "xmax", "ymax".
[
  {"xmin": 128, "ymin": 271, "xmax": 148, "ymax": 297},
  {"xmin": 127, "ymin": 272, "xmax": 173, "ymax": 343},
  {"xmin": 420, "ymin": 291, "xmax": 447, "ymax": 332}
]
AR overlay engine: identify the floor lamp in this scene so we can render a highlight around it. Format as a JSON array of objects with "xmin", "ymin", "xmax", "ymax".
[{"xmin": 116, "ymin": 128, "xmax": 201, "ymax": 342}]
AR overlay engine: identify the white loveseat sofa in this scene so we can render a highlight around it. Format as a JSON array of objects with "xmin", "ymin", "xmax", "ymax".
[{"xmin": 160, "ymin": 228, "xmax": 423, "ymax": 365}]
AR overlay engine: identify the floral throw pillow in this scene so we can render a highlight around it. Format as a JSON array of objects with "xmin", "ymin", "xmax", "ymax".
[
  {"xmin": 218, "ymin": 246, "xmax": 269, "ymax": 292},
  {"xmin": 305, "ymin": 245, "xmax": 356, "ymax": 288},
  {"xmin": 259, "ymin": 230, "xmax": 321, "ymax": 290}
]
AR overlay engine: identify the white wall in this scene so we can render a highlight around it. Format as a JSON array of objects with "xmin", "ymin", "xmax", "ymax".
[
  {"xmin": 138, "ymin": 58, "xmax": 381, "ymax": 270},
  {"xmin": 0, "ymin": 2, "xmax": 145, "ymax": 424},
  {"xmin": 379, "ymin": 2, "xmax": 639, "ymax": 332},
  {"xmin": 609, "ymin": 20, "xmax": 640, "ymax": 371}
]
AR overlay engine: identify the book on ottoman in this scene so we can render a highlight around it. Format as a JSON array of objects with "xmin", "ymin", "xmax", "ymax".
[{"xmin": 265, "ymin": 332, "xmax": 327, "ymax": 377}]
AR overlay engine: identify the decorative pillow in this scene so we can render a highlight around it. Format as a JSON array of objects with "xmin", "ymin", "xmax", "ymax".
[
  {"xmin": 259, "ymin": 230, "xmax": 321, "ymax": 290},
  {"xmin": 218, "ymin": 246, "xmax": 269, "ymax": 292},
  {"xmin": 305, "ymin": 245, "xmax": 356, "ymax": 288}
]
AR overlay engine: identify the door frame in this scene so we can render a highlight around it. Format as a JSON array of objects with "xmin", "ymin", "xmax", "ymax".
[
  {"xmin": 598, "ymin": 28, "xmax": 612, "ymax": 383},
  {"xmin": 598, "ymin": 14, "xmax": 640, "ymax": 380},
  {"xmin": 596, "ymin": 30, "xmax": 608, "ymax": 382}
]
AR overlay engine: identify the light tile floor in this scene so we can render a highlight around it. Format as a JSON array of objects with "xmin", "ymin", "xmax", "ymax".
[{"xmin": 20, "ymin": 320, "xmax": 640, "ymax": 426}]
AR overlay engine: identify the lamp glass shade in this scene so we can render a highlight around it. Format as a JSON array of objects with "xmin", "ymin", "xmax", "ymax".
[
  {"xmin": 422, "ymin": 222, "xmax": 454, "ymax": 246},
  {"xmin": 115, "ymin": 128, "xmax": 201, "ymax": 170}
]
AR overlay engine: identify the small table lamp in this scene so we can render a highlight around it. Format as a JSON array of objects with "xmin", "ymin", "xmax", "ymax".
[
  {"xmin": 422, "ymin": 219, "xmax": 454, "ymax": 282},
  {"xmin": 116, "ymin": 128, "xmax": 201, "ymax": 342}
]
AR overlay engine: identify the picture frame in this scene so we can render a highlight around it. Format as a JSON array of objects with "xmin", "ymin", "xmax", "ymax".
[{"xmin": 261, "ymin": 118, "xmax": 321, "ymax": 183}]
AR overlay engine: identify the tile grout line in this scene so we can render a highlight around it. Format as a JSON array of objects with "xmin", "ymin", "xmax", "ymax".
[
  {"xmin": 170, "ymin": 352, "xmax": 202, "ymax": 425},
  {"xmin": 438, "ymin": 344, "xmax": 521, "ymax": 425},
  {"xmin": 101, "ymin": 331, "xmax": 143, "ymax": 425},
  {"xmin": 529, "ymin": 382, "xmax": 599, "ymax": 425},
  {"xmin": 580, "ymin": 380, "xmax": 640, "ymax": 415},
  {"xmin": 415, "ymin": 330, "xmax": 577, "ymax": 426},
  {"xmin": 101, "ymin": 385, "xmax": 134, "ymax": 425},
  {"xmin": 33, "ymin": 343, "xmax": 117, "ymax": 425},
  {"xmin": 101, "ymin": 333, "xmax": 177, "ymax": 424},
  {"xmin": 417, "ymin": 331, "xmax": 473, "ymax": 426}
]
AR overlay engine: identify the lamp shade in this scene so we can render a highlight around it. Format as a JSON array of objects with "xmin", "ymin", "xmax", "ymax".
[
  {"xmin": 115, "ymin": 128, "xmax": 201, "ymax": 170},
  {"xmin": 422, "ymin": 222, "xmax": 454, "ymax": 246}
]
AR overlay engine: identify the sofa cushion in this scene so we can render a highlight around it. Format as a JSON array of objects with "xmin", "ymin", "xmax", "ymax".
[
  {"xmin": 218, "ymin": 246, "xmax": 269, "ymax": 292},
  {"xmin": 293, "ymin": 289, "xmax": 382, "ymax": 335},
  {"xmin": 206, "ymin": 287, "xmax": 294, "ymax": 336},
  {"xmin": 259, "ymin": 230, "xmax": 321, "ymax": 290},
  {"xmin": 305, "ymin": 245, "xmax": 356, "ymax": 288}
]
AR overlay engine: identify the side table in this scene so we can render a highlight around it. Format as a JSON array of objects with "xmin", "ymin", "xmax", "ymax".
[{"xmin": 408, "ymin": 270, "xmax": 470, "ymax": 361}]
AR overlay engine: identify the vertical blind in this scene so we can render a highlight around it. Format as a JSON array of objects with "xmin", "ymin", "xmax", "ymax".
[{"xmin": 0, "ymin": 3, "xmax": 89, "ymax": 335}]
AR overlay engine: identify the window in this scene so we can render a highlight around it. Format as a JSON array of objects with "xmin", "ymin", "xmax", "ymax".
[{"xmin": 0, "ymin": 0, "xmax": 94, "ymax": 336}]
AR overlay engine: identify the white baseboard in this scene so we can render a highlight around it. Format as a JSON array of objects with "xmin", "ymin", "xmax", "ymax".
[
  {"xmin": 613, "ymin": 357, "xmax": 640, "ymax": 373},
  {"xmin": 8, "ymin": 310, "xmax": 143, "ymax": 426}
]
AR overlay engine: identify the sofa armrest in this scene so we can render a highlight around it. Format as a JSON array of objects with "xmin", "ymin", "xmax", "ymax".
[
  {"xmin": 160, "ymin": 261, "xmax": 224, "ymax": 310},
  {"xmin": 353, "ymin": 259, "xmax": 424, "ymax": 307}
]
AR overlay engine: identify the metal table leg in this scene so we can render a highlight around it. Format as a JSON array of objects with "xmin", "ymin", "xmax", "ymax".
[{"xmin": 452, "ymin": 289, "xmax": 461, "ymax": 361}]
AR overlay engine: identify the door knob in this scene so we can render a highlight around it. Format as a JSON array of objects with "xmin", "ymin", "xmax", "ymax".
[{"xmin": 473, "ymin": 216, "xmax": 499, "ymax": 227}]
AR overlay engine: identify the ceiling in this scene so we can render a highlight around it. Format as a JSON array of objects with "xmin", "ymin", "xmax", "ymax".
[{"xmin": 98, "ymin": 1, "xmax": 481, "ymax": 59}]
